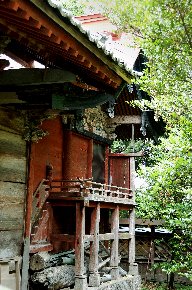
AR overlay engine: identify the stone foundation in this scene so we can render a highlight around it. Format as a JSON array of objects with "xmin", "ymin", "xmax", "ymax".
[{"xmin": 87, "ymin": 275, "xmax": 141, "ymax": 290}]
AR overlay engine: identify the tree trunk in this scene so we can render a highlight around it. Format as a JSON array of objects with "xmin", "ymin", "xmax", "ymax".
[
  {"xmin": 168, "ymin": 272, "xmax": 175, "ymax": 289},
  {"xmin": 30, "ymin": 250, "xmax": 75, "ymax": 271},
  {"xmin": 31, "ymin": 265, "xmax": 75, "ymax": 289}
]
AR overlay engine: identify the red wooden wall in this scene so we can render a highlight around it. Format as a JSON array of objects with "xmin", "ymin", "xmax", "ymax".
[
  {"xmin": 63, "ymin": 131, "xmax": 93, "ymax": 180},
  {"xmin": 30, "ymin": 117, "xmax": 131, "ymax": 192},
  {"xmin": 108, "ymin": 154, "xmax": 130, "ymax": 189},
  {"xmin": 30, "ymin": 116, "xmax": 63, "ymax": 190}
]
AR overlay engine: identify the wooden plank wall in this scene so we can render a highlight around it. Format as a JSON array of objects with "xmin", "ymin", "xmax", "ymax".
[{"xmin": 0, "ymin": 108, "xmax": 26, "ymax": 258}]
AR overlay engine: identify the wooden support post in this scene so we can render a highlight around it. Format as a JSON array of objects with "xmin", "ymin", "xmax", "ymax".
[
  {"xmin": 74, "ymin": 202, "xmax": 87, "ymax": 290},
  {"xmin": 128, "ymin": 208, "xmax": 137, "ymax": 273},
  {"xmin": 110, "ymin": 205, "xmax": 119, "ymax": 279},
  {"xmin": 150, "ymin": 226, "xmax": 155, "ymax": 267},
  {"xmin": 130, "ymin": 156, "xmax": 135, "ymax": 204},
  {"xmin": 128, "ymin": 156, "xmax": 138, "ymax": 275},
  {"xmin": 150, "ymin": 225, "xmax": 155, "ymax": 279},
  {"xmin": 89, "ymin": 203, "xmax": 100, "ymax": 287},
  {"xmin": 21, "ymin": 143, "xmax": 35, "ymax": 290}
]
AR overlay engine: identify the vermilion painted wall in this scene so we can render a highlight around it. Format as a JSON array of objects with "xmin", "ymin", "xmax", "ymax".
[
  {"xmin": 63, "ymin": 131, "xmax": 92, "ymax": 180},
  {"xmin": 31, "ymin": 116, "xmax": 63, "ymax": 190},
  {"xmin": 109, "ymin": 154, "xmax": 130, "ymax": 189}
]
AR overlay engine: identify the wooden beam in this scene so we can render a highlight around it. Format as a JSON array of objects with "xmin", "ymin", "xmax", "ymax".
[
  {"xmin": 109, "ymin": 115, "xmax": 142, "ymax": 125},
  {"xmin": 99, "ymin": 233, "xmax": 114, "ymax": 241},
  {"xmin": 0, "ymin": 92, "xmax": 25, "ymax": 105},
  {"xmin": 0, "ymin": 58, "xmax": 10, "ymax": 70},
  {"xmin": 0, "ymin": 68, "xmax": 76, "ymax": 89},
  {"xmin": 51, "ymin": 234, "xmax": 75, "ymax": 243},
  {"xmin": 108, "ymin": 152, "xmax": 143, "ymax": 157},
  {"xmin": 119, "ymin": 218, "xmax": 164, "ymax": 226},
  {"xmin": 84, "ymin": 233, "xmax": 115, "ymax": 242},
  {"xmin": 52, "ymin": 92, "xmax": 115, "ymax": 110},
  {"xmin": 118, "ymin": 233, "xmax": 131, "ymax": 240},
  {"xmin": 6, "ymin": 51, "xmax": 35, "ymax": 68}
]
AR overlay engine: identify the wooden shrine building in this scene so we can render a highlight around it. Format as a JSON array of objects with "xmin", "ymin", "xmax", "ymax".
[{"xmin": 0, "ymin": 1, "xmax": 163, "ymax": 289}]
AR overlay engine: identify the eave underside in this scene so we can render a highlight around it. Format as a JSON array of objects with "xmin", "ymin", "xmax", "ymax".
[{"xmin": 0, "ymin": 0, "xmax": 131, "ymax": 90}]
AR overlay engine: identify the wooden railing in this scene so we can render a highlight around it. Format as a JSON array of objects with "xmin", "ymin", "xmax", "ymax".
[
  {"xmin": 31, "ymin": 179, "xmax": 50, "ymax": 226},
  {"xmin": 31, "ymin": 178, "xmax": 134, "ymax": 227},
  {"xmin": 49, "ymin": 179, "xmax": 133, "ymax": 204}
]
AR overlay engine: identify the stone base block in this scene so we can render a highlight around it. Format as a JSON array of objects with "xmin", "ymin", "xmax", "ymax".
[
  {"xmin": 129, "ymin": 263, "xmax": 139, "ymax": 276},
  {"xmin": 74, "ymin": 275, "xmax": 87, "ymax": 290},
  {"xmin": 89, "ymin": 272, "xmax": 100, "ymax": 287},
  {"xmin": 87, "ymin": 275, "xmax": 141, "ymax": 290}
]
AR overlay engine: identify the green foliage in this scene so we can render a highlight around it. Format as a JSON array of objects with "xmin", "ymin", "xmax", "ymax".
[
  {"xmin": 111, "ymin": 138, "xmax": 157, "ymax": 168},
  {"xmin": 136, "ymin": 129, "xmax": 192, "ymax": 279},
  {"xmin": 141, "ymin": 282, "xmax": 192, "ymax": 290},
  {"xmin": 96, "ymin": 0, "xmax": 192, "ymax": 128},
  {"xmin": 58, "ymin": 0, "xmax": 86, "ymax": 15},
  {"xmin": 111, "ymin": 139, "xmax": 144, "ymax": 153}
]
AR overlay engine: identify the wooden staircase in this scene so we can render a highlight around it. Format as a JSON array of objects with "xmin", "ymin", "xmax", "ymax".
[
  {"xmin": 30, "ymin": 180, "xmax": 53, "ymax": 253},
  {"xmin": 31, "ymin": 179, "xmax": 50, "ymax": 227}
]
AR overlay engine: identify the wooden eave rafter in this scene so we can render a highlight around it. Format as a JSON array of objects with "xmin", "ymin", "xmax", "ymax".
[
  {"xmin": 30, "ymin": 0, "xmax": 133, "ymax": 83},
  {"xmin": 0, "ymin": 0, "xmax": 132, "ymax": 89}
]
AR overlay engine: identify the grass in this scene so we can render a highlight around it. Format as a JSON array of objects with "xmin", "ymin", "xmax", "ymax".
[{"xmin": 141, "ymin": 282, "xmax": 192, "ymax": 290}]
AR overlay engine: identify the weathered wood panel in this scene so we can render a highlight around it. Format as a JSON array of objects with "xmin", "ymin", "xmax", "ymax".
[
  {"xmin": 0, "ymin": 108, "xmax": 26, "ymax": 258},
  {"xmin": 0, "ymin": 154, "xmax": 26, "ymax": 182},
  {"xmin": 0, "ymin": 182, "xmax": 25, "ymax": 211}
]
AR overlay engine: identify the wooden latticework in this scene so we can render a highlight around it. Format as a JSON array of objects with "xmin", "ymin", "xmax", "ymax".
[
  {"xmin": 119, "ymin": 239, "xmax": 129, "ymax": 259},
  {"xmin": 119, "ymin": 237, "xmax": 171, "ymax": 262}
]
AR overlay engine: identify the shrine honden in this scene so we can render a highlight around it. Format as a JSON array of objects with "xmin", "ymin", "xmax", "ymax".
[{"xmin": 0, "ymin": 1, "xmax": 163, "ymax": 289}]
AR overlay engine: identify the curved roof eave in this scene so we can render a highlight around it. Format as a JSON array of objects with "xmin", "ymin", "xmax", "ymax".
[{"xmin": 30, "ymin": 0, "xmax": 142, "ymax": 83}]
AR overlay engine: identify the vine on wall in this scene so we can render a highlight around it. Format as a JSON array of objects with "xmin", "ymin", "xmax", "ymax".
[{"xmin": 22, "ymin": 111, "xmax": 55, "ymax": 142}]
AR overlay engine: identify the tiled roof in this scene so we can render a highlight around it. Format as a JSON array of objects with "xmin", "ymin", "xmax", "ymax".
[{"xmin": 47, "ymin": 0, "xmax": 141, "ymax": 77}]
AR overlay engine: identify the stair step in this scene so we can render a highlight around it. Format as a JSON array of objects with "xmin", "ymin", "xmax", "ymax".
[{"xmin": 30, "ymin": 243, "xmax": 53, "ymax": 254}]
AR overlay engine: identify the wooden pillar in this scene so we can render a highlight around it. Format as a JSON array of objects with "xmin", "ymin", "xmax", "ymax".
[
  {"xmin": 89, "ymin": 203, "xmax": 100, "ymax": 286},
  {"xmin": 21, "ymin": 142, "xmax": 35, "ymax": 290},
  {"xmin": 110, "ymin": 205, "xmax": 119, "ymax": 279},
  {"xmin": 128, "ymin": 208, "xmax": 136, "ymax": 263},
  {"xmin": 74, "ymin": 202, "xmax": 87, "ymax": 290},
  {"xmin": 150, "ymin": 225, "xmax": 155, "ymax": 279},
  {"xmin": 128, "ymin": 156, "xmax": 138, "ymax": 275}
]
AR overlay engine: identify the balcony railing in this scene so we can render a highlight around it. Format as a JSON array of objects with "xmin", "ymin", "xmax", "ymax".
[{"xmin": 49, "ymin": 179, "xmax": 134, "ymax": 204}]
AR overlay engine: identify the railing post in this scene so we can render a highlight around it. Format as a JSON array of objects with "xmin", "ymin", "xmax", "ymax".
[
  {"xmin": 110, "ymin": 205, "xmax": 119, "ymax": 279},
  {"xmin": 89, "ymin": 203, "xmax": 100, "ymax": 287},
  {"xmin": 74, "ymin": 202, "xmax": 87, "ymax": 290},
  {"xmin": 128, "ymin": 156, "xmax": 138, "ymax": 275}
]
